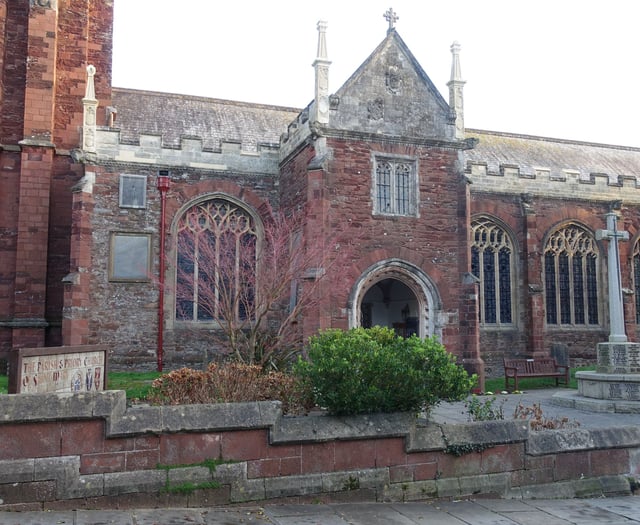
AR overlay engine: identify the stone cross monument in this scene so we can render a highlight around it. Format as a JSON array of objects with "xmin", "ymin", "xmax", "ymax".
[
  {"xmin": 573, "ymin": 203, "xmax": 640, "ymax": 410},
  {"xmin": 595, "ymin": 208, "xmax": 629, "ymax": 343}
]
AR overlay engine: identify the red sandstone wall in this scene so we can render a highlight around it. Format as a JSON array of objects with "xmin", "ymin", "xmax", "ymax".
[
  {"xmin": 0, "ymin": 0, "xmax": 115, "ymax": 351},
  {"xmin": 0, "ymin": 405, "xmax": 634, "ymax": 509},
  {"xmin": 471, "ymin": 191, "xmax": 630, "ymax": 374},
  {"xmin": 0, "ymin": 0, "xmax": 28, "ymax": 144},
  {"xmin": 0, "ymin": 2, "xmax": 28, "ymax": 350},
  {"xmin": 315, "ymin": 138, "xmax": 472, "ymax": 357}
]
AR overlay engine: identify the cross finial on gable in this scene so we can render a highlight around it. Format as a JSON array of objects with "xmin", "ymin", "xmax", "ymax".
[{"xmin": 384, "ymin": 7, "xmax": 398, "ymax": 33}]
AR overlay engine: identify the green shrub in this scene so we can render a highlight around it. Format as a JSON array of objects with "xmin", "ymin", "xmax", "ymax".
[
  {"xmin": 294, "ymin": 327, "xmax": 475, "ymax": 416},
  {"xmin": 465, "ymin": 394, "xmax": 506, "ymax": 421}
]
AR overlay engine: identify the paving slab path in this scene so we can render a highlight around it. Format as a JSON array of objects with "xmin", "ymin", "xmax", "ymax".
[{"xmin": 0, "ymin": 498, "xmax": 639, "ymax": 524}]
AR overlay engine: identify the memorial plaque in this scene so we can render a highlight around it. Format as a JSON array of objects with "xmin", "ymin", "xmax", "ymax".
[
  {"xmin": 596, "ymin": 342, "xmax": 640, "ymax": 374},
  {"xmin": 119, "ymin": 174, "xmax": 147, "ymax": 208},
  {"xmin": 109, "ymin": 233, "xmax": 151, "ymax": 281},
  {"xmin": 609, "ymin": 383, "xmax": 623, "ymax": 399},
  {"xmin": 613, "ymin": 345, "xmax": 628, "ymax": 367},
  {"xmin": 11, "ymin": 345, "xmax": 108, "ymax": 394},
  {"xmin": 625, "ymin": 383, "xmax": 640, "ymax": 400},
  {"xmin": 597, "ymin": 345, "xmax": 610, "ymax": 369}
]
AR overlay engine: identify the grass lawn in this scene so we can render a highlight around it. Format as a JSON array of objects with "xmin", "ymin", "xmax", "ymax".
[
  {"xmin": 106, "ymin": 371, "xmax": 162, "ymax": 399},
  {"xmin": 0, "ymin": 366, "xmax": 595, "ymax": 398},
  {"xmin": 0, "ymin": 370, "xmax": 162, "ymax": 399}
]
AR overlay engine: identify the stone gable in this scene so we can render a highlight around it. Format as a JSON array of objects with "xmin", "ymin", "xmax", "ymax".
[{"xmin": 329, "ymin": 30, "xmax": 454, "ymax": 141}]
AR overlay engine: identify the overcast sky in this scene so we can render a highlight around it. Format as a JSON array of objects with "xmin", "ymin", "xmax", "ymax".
[{"xmin": 112, "ymin": 1, "xmax": 640, "ymax": 148}]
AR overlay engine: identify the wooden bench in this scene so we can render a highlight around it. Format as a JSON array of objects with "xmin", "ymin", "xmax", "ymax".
[{"xmin": 503, "ymin": 357, "xmax": 569, "ymax": 392}]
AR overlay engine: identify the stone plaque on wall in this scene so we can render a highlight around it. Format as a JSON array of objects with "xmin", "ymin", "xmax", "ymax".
[
  {"xmin": 11, "ymin": 345, "xmax": 107, "ymax": 394},
  {"xmin": 109, "ymin": 232, "xmax": 151, "ymax": 281}
]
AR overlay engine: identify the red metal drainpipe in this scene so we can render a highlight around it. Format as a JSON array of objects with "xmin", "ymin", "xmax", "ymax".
[{"xmin": 156, "ymin": 171, "xmax": 171, "ymax": 372}]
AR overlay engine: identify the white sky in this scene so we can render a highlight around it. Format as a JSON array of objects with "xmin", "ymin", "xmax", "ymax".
[{"xmin": 112, "ymin": 1, "xmax": 640, "ymax": 147}]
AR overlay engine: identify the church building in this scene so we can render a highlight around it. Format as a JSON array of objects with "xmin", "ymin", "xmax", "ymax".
[{"xmin": 3, "ymin": 1, "xmax": 640, "ymax": 386}]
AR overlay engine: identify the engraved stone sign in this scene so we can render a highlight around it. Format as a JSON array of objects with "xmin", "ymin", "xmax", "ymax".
[{"xmin": 11, "ymin": 345, "xmax": 107, "ymax": 394}]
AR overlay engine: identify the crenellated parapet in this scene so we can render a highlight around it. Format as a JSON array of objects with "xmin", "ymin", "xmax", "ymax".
[
  {"xmin": 466, "ymin": 129, "xmax": 640, "ymax": 204},
  {"xmin": 92, "ymin": 127, "xmax": 281, "ymax": 175},
  {"xmin": 467, "ymin": 160, "xmax": 640, "ymax": 203},
  {"xmin": 279, "ymin": 105, "xmax": 313, "ymax": 162}
]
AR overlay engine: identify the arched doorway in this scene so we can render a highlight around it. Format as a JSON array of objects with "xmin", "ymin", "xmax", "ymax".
[
  {"xmin": 348, "ymin": 259, "xmax": 442, "ymax": 339},
  {"xmin": 360, "ymin": 278, "xmax": 419, "ymax": 337}
]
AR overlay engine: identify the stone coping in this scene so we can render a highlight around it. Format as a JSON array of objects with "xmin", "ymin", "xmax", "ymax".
[
  {"xmin": 576, "ymin": 371, "xmax": 640, "ymax": 382},
  {"xmin": 1, "ymin": 391, "xmax": 640, "ymax": 456}
]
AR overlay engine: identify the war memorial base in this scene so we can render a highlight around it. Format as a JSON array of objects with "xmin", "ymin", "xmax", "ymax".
[{"xmin": 552, "ymin": 342, "xmax": 640, "ymax": 413}]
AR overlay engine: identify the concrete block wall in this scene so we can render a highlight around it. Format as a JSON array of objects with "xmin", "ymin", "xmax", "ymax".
[{"xmin": 0, "ymin": 392, "xmax": 637, "ymax": 510}]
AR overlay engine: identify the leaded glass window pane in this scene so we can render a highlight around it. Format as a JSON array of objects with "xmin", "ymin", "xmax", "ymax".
[
  {"xmin": 558, "ymin": 253, "xmax": 571, "ymax": 324},
  {"xmin": 572, "ymin": 253, "xmax": 584, "ymax": 324},
  {"xmin": 376, "ymin": 161, "xmax": 392, "ymax": 213},
  {"xmin": 586, "ymin": 254, "xmax": 599, "ymax": 325},
  {"xmin": 238, "ymin": 233, "xmax": 256, "ymax": 321},
  {"xmin": 545, "ymin": 253, "xmax": 557, "ymax": 324},
  {"xmin": 498, "ymin": 248, "xmax": 512, "ymax": 323},
  {"xmin": 471, "ymin": 247, "xmax": 479, "ymax": 280},
  {"xmin": 176, "ymin": 234, "xmax": 194, "ymax": 321},
  {"xmin": 483, "ymin": 250, "xmax": 497, "ymax": 323},
  {"xmin": 395, "ymin": 163, "xmax": 411, "ymax": 215}
]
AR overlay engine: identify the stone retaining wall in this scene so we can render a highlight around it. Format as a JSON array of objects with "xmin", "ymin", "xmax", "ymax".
[{"xmin": 0, "ymin": 392, "xmax": 638, "ymax": 510}]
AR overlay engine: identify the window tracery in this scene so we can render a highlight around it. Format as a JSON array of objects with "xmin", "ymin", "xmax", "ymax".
[
  {"xmin": 175, "ymin": 198, "xmax": 257, "ymax": 323},
  {"xmin": 471, "ymin": 218, "xmax": 514, "ymax": 325},
  {"xmin": 544, "ymin": 224, "xmax": 599, "ymax": 326}
]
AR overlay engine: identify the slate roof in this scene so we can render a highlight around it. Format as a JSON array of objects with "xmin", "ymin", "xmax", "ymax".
[
  {"xmin": 466, "ymin": 128, "xmax": 640, "ymax": 182},
  {"xmin": 111, "ymin": 88, "xmax": 640, "ymax": 181},
  {"xmin": 111, "ymin": 88, "xmax": 301, "ymax": 153}
]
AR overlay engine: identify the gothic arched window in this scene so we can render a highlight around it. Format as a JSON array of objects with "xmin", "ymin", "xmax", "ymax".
[
  {"xmin": 633, "ymin": 238, "xmax": 640, "ymax": 324},
  {"xmin": 175, "ymin": 198, "xmax": 257, "ymax": 323},
  {"xmin": 471, "ymin": 218, "xmax": 514, "ymax": 325},
  {"xmin": 544, "ymin": 224, "xmax": 599, "ymax": 326}
]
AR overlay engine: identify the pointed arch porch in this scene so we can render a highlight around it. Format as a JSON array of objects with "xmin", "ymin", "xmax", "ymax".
[{"xmin": 347, "ymin": 259, "xmax": 443, "ymax": 339}]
